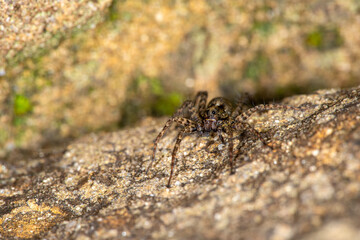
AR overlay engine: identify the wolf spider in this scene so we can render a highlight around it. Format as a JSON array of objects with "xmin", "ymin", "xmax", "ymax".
[{"xmin": 148, "ymin": 91, "xmax": 298, "ymax": 187}]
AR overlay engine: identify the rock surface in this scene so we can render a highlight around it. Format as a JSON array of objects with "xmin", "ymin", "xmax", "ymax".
[
  {"xmin": 1, "ymin": 86, "xmax": 359, "ymax": 239},
  {"xmin": 0, "ymin": 0, "xmax": 112, "ymax": 65}
]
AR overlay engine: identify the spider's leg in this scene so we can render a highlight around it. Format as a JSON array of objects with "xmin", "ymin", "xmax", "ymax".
[
  {"xmin": 219, "ymin": 124, "xmax": 235, "ymax": 174},
  {"xmin": 232, "ymin": 103, "xmax": 302, "ymax": 150},
  {"xmin": 231, "ymin": 104, "xmax": 246, "ymax": 120},
  {"xmin": 147, "ymin": 115, "xmax": 196, "ymax": 174},
  {"xmin": 167, "ymin": 120, "xmax": 197, "ymax": 188},
  {"xmin": 204, "ymin": 140, "xmax": 216, "ymax": 153},
  {"xmin": 218, "ymin": 122, "xmax": 235, "ymax": 174},
  {"xmin": 236, "ymin": 104, "xmax": 300, "ymax": 122},
  {"xmin": 231, "ymin": 93, "xmax": 251, "ymax": 119},
  {"xmin": 217, "ymin": 131, "xmax": 226, "ymax": 144},
  {"xmin": 196, "ymin": 91, "xmax": 208, "ymax": 112},
  {"xmin": 227, "ymin": 128, "xmax": 235, "ymax": 174},
  {"xmin": 173, "ymin": 100, "xmax": 194, "ymax": 117},
  {"xmin": 190, "ymin": 91, "xmax": 208, "ymax": 120},
  {"xmin": 204, "ymin": 131, "xmax": 225, "ymax": 154},
  {"xmin": 167, "ymin": 129, "xmax": 184, "ymax": 187},
  {"xmin": 146, "ymin": 99, "xmax": 194, "ymax": 174},
  {"xmin": 235, "ymin": 120, "xmax": 271, "ymax": 148}
]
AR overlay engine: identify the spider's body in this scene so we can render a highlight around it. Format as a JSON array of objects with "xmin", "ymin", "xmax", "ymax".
[
  {"xmin": 148, "ymin": 91, "xmax": 297, "ymax": 187},
  {"xmin": 200, "ymin": 97, "xmax": 233, "ymax": 132}
]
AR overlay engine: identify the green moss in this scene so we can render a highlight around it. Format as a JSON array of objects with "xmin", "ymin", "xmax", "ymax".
[
  {"xmin": 120, "ymin": 11, "xmax": 133, "ymax": 22},
  {"xmin": 253, "ymin": 21, "xmax": 274, "ymax": 37},
  {"xmin": 107, "ymin": 0, "xmax": 133, "ymax": 23},
  {"xmin": 305, "ymin": 26, "xmax": 343, "ymax": 51},
  {"xmin": 306, "ymin": 31, "xmax": 322, "ymax": 48},
  {"xmin": 14, "ymin": 127, "xmax": 27, "ymax": 146},
  {"xmin": 244, "ymin": 51, "xmax": 272, "ymax": 82},
  {"xmin": 149, "ymin": 77, "xmax": 164, "ymax": 95},
  {"xmin": 107, "ymin": 0, "xmax": 120, "ymax": 21},
  {"xmin": 7, "ymin": 31, "xmax": 66, "ymax": 68},
  {"xmin": 119, "ymin": 74, "xmax": 184, "ymax": 127},
  {"xmin": 152, "ymin": 93, "xmax": 182, "ymax": 116},
  {"xmin": 14, "ymin": 94, "xmax": 33, "ymax": 116},
  {"xmin": 0, "ymin": 128, "xmax": 9, "ymax": 145},
  {"xmin": 13, "ymin": 116, "xmax": 26, "ymax": 127}
]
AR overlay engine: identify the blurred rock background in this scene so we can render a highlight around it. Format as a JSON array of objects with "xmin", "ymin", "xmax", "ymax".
[{"xmin": 1, "ymin": 0, "xmax": 359, "ymax": 155}]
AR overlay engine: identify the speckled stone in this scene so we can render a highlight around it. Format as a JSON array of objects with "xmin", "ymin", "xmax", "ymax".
[
  {"xmin": 0, "ymin": 0, "xmax": 112, "ymax": 65},
  {"xmin": 0, "ymin": 86, "xmax": 359, "ymax": 239}
]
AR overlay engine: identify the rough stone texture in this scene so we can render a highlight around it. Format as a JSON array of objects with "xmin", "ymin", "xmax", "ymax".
[
  {"xmin": 0, "ymin": 86, "xmax": 359, "ymax": 239},
  {"xmin": 0, "ymin": 0, "xmax": 112, "ymax": 66}
]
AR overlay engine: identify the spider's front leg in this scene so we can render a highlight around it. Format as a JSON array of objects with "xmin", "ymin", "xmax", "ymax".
[
  {"xmin": 190, "ymin": 91, "xmax": 208, "ymax": 121},
  {"xmin": 225, "ymin": 128, "xmax": 235, "ymax": 174},
  {"xmin": 230, "ymin": 92, "xmax": 251, "ymax": 119},
  {"xmin": 237, "ymin": 103, "xmax": 300, "ymax": 122},
  {"xmin": 147, "ymin": 91, "xmax": 207, "ymax": 175},
  {"xmin": 234, "ymin": 120, "xmax": 270, "ymax": 148},
  {"xmin": 166, "ymin": 118, "xmax": 197, "ymax": 187},
  {"xmin": 148, "ymin": 116, "xmax": 198, "ymax": 187},
  {"xmin": 233, "ymin": 103, "xmax": 301, "ymax": 148},
  {"xmin": 147, "ymin": 117, "xmax": 193, "ymax": 171},
  {"xmin": 218, "ymin": 124, "xmax": 235, "ymax": 174},
  {"xmin": 146, "ymin": 100, "xmax": 194, "ymax": 174}
]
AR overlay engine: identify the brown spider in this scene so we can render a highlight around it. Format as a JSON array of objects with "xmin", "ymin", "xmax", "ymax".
[{"xmin": 148, "ymin": 91, "xmax": 298, "ymax": 187}]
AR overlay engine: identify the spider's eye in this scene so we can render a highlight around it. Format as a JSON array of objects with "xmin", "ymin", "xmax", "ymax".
[{"xmin": 212, "ymin": 110, "xmax": 216, "ymax": 115}]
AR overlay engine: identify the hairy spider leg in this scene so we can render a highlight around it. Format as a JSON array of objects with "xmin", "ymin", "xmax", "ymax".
[
  {"xmin": 217, "ymin": 131, "xmax": 226, "ymax": 144},
  {"xmin": 233, "ymin": 103, "xmax": 301, "ymax": 149},
  {"xmin": 191, "ymin": 91, "xmax": 208, "ymax": 121},
  {"xmin": 234, "ymin": 120, "xmax": 270, "ymax": 147},
  {"xmin": 172, "ymin": 100, "xmax": 195, "ymax": 118},
  {"xmin": 166, "ymin": 119, "xmax": 198, "ymax": 187},
  {"xmin": 227, "ymin": 128, "xmax": 234, "ymax": 174},
  {"xmin": 196, "ymin": 91, "xmax": 208, "ymax": 112},
  {"xmin": 148, "ymin": 92, "xmax": 207, "ymax": 176},
  {"xmin": 147, "ymin": 100, "xmax": 195, "ymax": 174},
  {"xmin": 230, "ymin": 93, "xmax": 251, "ymax": 119},
  {"xmin": 148, "ymin": 117, "xmax": 196, "ymax": 173},
  {"xmin": 150, "ymin": 91, "xmax": 305, "ymax": 186},
  {"xmin": 216, "ymin": 123, "xmax": 235, "ymax": 174},
  {"xmin": 237, "ymin": 103, "xmax": 300, "ymax": 122}
]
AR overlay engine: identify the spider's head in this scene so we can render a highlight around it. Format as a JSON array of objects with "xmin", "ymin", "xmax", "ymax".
[{"xmin": 202, "ymin": 97, "xmax": 233, "ymax": 131}]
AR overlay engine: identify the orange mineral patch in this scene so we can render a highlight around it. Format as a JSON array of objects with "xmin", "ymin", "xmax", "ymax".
[{"xmin": 0, "ymin": 199, "xmax": 66, "ymax": 239}]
